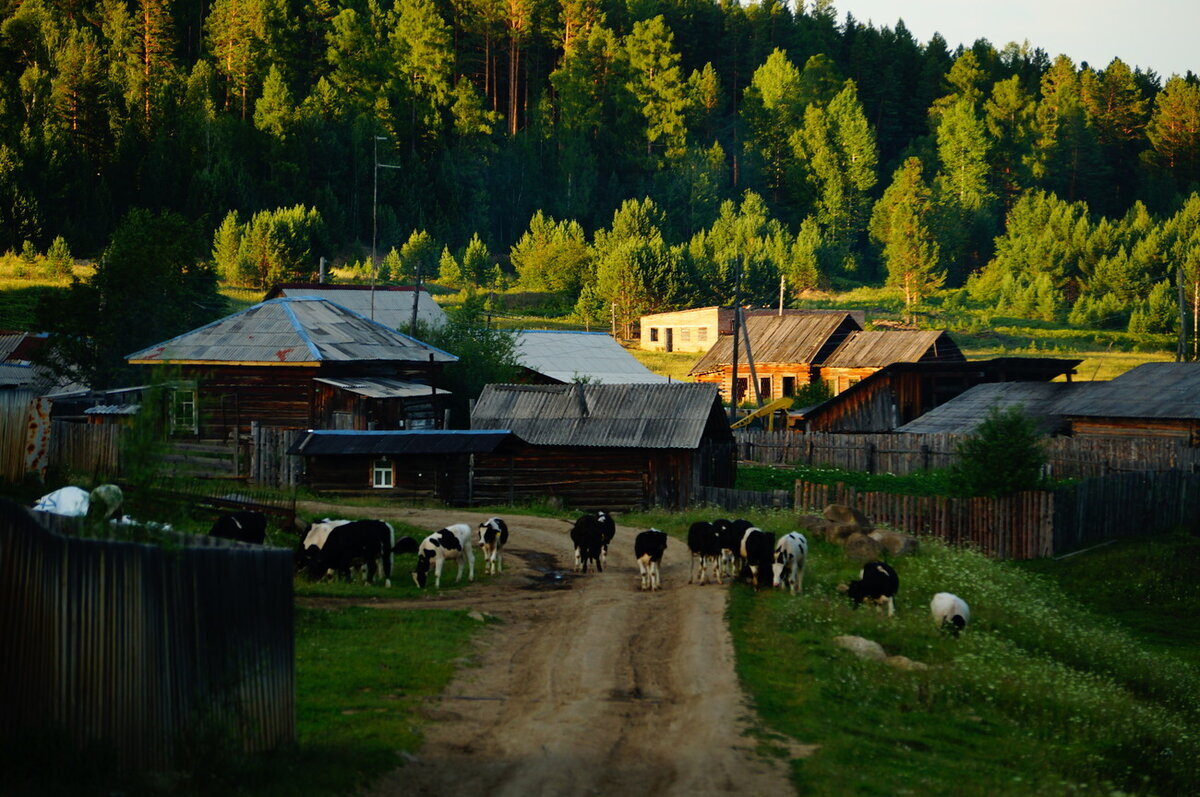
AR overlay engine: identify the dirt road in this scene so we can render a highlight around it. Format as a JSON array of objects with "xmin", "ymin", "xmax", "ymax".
[{"xmin": 297, "ymin": 504, "xmax": 795, "ymax": 796}]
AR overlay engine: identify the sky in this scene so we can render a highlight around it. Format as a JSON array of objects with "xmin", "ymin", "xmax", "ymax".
[{"xmin": 828, "ymin": 0, "xmax": 1198, "ymax": 80}]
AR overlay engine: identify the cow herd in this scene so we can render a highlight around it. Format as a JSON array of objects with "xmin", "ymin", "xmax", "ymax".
[{"xmin": 207, "ymin": 508, "xmax": 969, "ymax": 631}]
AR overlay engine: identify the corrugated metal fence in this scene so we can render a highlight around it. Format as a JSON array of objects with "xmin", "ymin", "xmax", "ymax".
[
  {"xmin": 0, "ymin": 502, "xmax": 295, "ymax": 772},
  {"xmin": 735, "ymin": 430, "xmax": 1200, "ymax": 479}
]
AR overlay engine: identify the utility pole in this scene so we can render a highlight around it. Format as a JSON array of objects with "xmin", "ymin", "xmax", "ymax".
[
  {"xmin": 778, "ymin": 274, "xmax": 785, "ymax": 316},
  {"xmin": 372, "ymin": 135, "xmax": 402, "ymax": 322},
  {"xmin": 728, "ymin": 255, "xmax": 742, "ymax": 424}
]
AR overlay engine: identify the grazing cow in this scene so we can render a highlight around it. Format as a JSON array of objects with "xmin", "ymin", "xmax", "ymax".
[
  {"xmin": 477, "ymin": 517, "xmax": 509, "ymax": 575},
  {"xmin": 739, "ymin": 527, "xmax": 776, "ymax": 589},
  {"xmin": 307, "ymin": 519, "xmax": 396, "ymax": 587},
  {"xmin": 772, "ymin": 532, "xmax": 808, "ymax": 594},
  {"xmin": 719, "ymin": 519, "xmax": 753, "ymax": 578},
  {"xmin": 209, "ymin": 510, "xmax": 268, "ymax": 545},
  {"xmin": 570, "ymin": 514, "xmax": 606, "ymax": 573},
  {"xmin": 842, "ymin": 561, "xmax": 900, "ymax": 616},
  {"xmin": 393, "ymin": 535, "xmax": 419, "ymax": 555},
  {"xmin": 635, "ymin": 529, "xmax": 668, "ymax": 591},
  {"xmin": 687, "ymin": 521, "xmax": 724, "ymax": 585},
  {"xmin": 930, "ymin": 592, "xmax": 970, "ymax": 636},
  {"xmin": 296, "ymin": 518, "xmax": 352, "ymax": 573},
  {"xmin": 413, "ymin": 523, "xmax": 475, "ymax": 588}
]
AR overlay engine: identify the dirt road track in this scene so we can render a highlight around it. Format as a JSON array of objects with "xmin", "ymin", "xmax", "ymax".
[{"xmin": 296, "ymin": 504, "xmax": 796, "ymax": 796}]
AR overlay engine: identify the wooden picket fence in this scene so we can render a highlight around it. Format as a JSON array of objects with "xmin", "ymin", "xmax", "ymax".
[
  {"xmin": 0, "ymin": 391, "xmax": 32, "ymax": 480},
  {"xmin": 695, "ymin": 485, "xmax": 792, "ymax": 511},
  {"xmin": 49, "ymin": 420, "xmax": 122, "ymax": 477},
  {"xmin": 735, "ymin": 429, "xmax": 1200, "ymax": 479},
  {"xmin": 0, "ymin": 501, "xmax": 295, "ymax": 772}
]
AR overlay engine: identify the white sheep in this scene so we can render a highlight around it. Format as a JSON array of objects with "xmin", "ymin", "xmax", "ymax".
[{"xmin": 930, "ymin": 592, "xmax": 970, "ymax": 636}]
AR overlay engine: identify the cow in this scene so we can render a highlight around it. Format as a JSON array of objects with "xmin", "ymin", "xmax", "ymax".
[
  {"xmin": 296, "ymin": 518, "xmax": 351, "ymax": 574},
  {"xmin": 477, "ymin": 517, "xmax": 509, "ymax": 575},
  {"xmin": 719, "ymin": 519, "xmax": 753, "ymax": 578},
  {"xmin": 306, "ymin": 519, "xmax": 396, "ymax": 587},
  {"xmin": 209, "ymin": 510, "xmax": 268, "ymax": 545},
  {"xmin": 930, "ymin": 592, "xmax": 970, "ymax": 636},
  {"xmin": 635, "ymin": 529, "xmax": 668, "ymax": 591},
  {"xmin": 687, "ymin": 520, "xmax": 724, "ymax": 585},
  {"xmin": 739, "ymin": 527, "xmax": 776, "ymax": 589},
  {"xmin": 596, "ymin": 510, "xmax": 616, "ymax": 569},
  {"xmin": 570, "ymin": 514, "xmax": 606, "ymax": 573},
  {"xmin": 841, "ymin": 561, "xmax": 900, "ymax": 616},
  {"xmin": 393, "ymin": 535, "xmax": 419, "ymax": 555},
  {"xmin": 413, "ymin": 523, "xmax": 475, "ymax": 588},
  {"xmin": 772, "ymin": 532, "xmax": 808, "ymax": 594}
]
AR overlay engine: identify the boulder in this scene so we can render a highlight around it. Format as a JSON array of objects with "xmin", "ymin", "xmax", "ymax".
[
  {"xmin": 869, "ymin": 529, "xmax": 919, "ymax": 557},
  {"xmin": 822, "ymin": 504, "xmax": 873, "ymax": 533},
  {"xmin": 843, "ymin": 532, "xmax": 883, "ymax": 561},
  {"xmin": 833, "ymin": 635, "xmax": 886, "ymax": 661},
  {"xmin": 884, "ymin": 655, "xmax": 929, "ymax": 672},
  {"xmin": 795, "ymin": 514, "xmax": 832, "ymax": 540}
]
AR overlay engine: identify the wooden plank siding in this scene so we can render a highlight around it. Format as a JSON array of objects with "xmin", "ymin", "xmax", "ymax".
[
  {"xmin": 0, "ymin": 503, "xmax": 295, "ymax": 772},
  {"xmin": 694, "ymin": 363, "xmax": 817, "ymax": 404}
]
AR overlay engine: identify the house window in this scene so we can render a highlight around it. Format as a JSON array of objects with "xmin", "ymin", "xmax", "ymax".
[
  {"xmin": 372, "ymin": 460, "xmax": 394, "ymax": 489},
  {"xmin": 649, "ymin": 328, "xmax": 659, "ymax": 342},
  {"xmin": 680, "ymin": 328, "xmax": 691, "ymax": 343},
  {"xmin": 171, "ymin": 385, "xmax": 198, "ymax": 434},
  {"xmin": 697, "ymin": 327, "xmax": 708, "ymax": 342},
  {"xmin": 782, "ymin": 376, "xmax": 796, "ymax": 397},
  {"xmin": 733, "ymin": 377, "xmax": 748, "ymax": 403},
  {"xmin": 759, "ymin": 377, "xmax": 772, "ymax": 399}
]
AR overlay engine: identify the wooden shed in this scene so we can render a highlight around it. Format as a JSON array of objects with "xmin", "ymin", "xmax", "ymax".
[
  {"xmin": 470, "ymin": 382, "xmax": 735, "ymax": 509},
  {"xmin": 792, "ymin": 357, "xmax": 1081, "ymax": 433},
  {"xmin": 820, "ymin": 330, "xmax": 965, "ymax": 394},
  {"xmin": 126, "ymin": 297, "xmax": 457, "ymax": 438},
  {"xmin": 689, "ymin": 313, "xmax": 862, "ymax": 403},
  {"xmin": 1053, "ymin": 363, "xmax": 1200, "ymax": 443},
  {"xmin": 289, "ymin": 429, "xmax": 516, "ymax": 503}
]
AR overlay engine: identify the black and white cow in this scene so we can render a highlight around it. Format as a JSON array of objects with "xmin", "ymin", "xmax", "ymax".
[
  {"xmin": 772, "ymin": 531, "xmax": 808, "ymax": 594},
  {"xmin": 739, "ymin": 527, "xmax": 776, "ymax": 589},
  {"xmin": 596, "ymin": 510, "xmax": 616, "ymax": 569},
  {"xmin": 930, "ymin": 592, "xmax": 970, "ymax": 635},
  {"xmin": 306, "ymin": 519, "xmax": 396, "ymax": 587},
  {"xmin": 843, "ymin": 561, "xmax": 900, "ymax": 616},
  {"xmin": 209, "ymin": 510, "xmax": 268, "ymax": 545},
  {"xmin": 393, "ymin": 535, "xmax": 419, "ymax": 555},
  {"xmin": 477, "ymin": 517, "xmax": 509, "ymax": 575},
  {"xmin": 720, "ymin": 519, "xmax": 754, "ymax": 578},
  {"xmin": 412, "ymin": 523, "xmax": 475, "ymax": 588},
  {"xmin": 687, "ymin": 520, "xmax": 724, "ymax": 585},
  {"xmin": 570, "ymin": 513, "xmax": 606, "ymax": 573},
  {"xmin": 296, "ymin": 518, "xmax": 351, "ymax": 573},
  {"xmin": 634, "ymin": 529, "xmax": 668, "ymax": 591}
]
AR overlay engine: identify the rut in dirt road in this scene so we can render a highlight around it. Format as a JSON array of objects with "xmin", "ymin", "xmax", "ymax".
[{"xmin": 345, "ymin": 508, "xmax": 795, "ymax": 797}]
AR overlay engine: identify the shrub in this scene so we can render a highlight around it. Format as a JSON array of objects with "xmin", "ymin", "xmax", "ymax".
[{"xmin": 951, "ymin": 404, "xmax": 1046, "ymax": 496}]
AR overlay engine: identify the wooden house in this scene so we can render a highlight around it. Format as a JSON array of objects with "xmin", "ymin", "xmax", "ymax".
[
  {"xmin": 1053, "ymin": 363, "xmax": 1200, "ymax": 442},
  {"xmin": 126, "ymin": 297, "xmax": 457, "ymax": 438},
  {"xmin": 639, "ymin": 306, "xmax": 865, "ymax": 353},
  {"xmin": 820, "ymin": 330, "xmax": 965, "ymax": 395},
  {"xmin": 895, "ymin": 381, "xmax": 1081, "ymax": 435},
  {"xmin": 288, "ymin": 429, "xmax": 517, "ymax": 503},
  {"xmin": 469, "ymin": 382, "xmax": 735, "ymax": 509},
  {"xmin": 688, "ymin": 313, "xmax": 862, "ymax": 403},
  {"xmin": 513, "ymin": 330, "xmax": 670, "ymax": 384},
  {"xmin": 792, "ymin": 358, "xmax": 1081, "ymax": 433}
]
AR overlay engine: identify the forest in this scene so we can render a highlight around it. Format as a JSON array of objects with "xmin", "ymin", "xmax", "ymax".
[{"xmin": 3, "ymin": 0, "xmax": 1200, "ymax": 374}]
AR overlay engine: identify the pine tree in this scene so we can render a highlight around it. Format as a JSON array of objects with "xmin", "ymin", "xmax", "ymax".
[
  {"xmin": 871, "ymin": 157, "xmax": 944, "ymax": 318},
  {"xmin": 984, "ymin": 75, "xmax": 1035, "ymax": 210},
  {"xmin": 388, "ymin": 0, "xmax": 454, "ymax": 152},
  {"xmin": 624, "ymin": 15, "xmax": 690, "ymax": 163},
  {"xmin": 742, "ymin": 48, "xmax": 804, "ymax": 204},
  {"xmin": 206, "ymin": 0, "xmax": 266, "ymax": 118},
  {"xmin": 1144, "ymin": 76, "xmax": 1200, "ymax": 191}
]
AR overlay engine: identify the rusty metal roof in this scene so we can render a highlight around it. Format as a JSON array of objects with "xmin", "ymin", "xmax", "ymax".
[
  {"xmin": 289, "ymin": 429, "xmax": 512, "ymax": 456},
  {"xmin": 689, "ymin": 313, "xmax": 860, "ymax": 375},
  {"xmin": 1054, "ymin": 362, "xmax": 1200, "ymax": 420},
  {"xmin": 823, "ymin": 330, "xmax": 964, "ymax": 368},
  {"xmin": 471, "ymin": 382, "xmax": 730, "ymax": 449},
  {"xmin": 126, "ymin": 298, "xmax": 458, "ymax": 365}
]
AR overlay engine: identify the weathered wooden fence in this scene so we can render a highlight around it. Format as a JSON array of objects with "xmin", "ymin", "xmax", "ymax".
[
  {"xmin": 0, "ymin": 500, "xmax": 295, "ymax": 772},
  {"xmin": 695, "ymin": 485, "xmax": 792, "ymax": 511},
  {"xmin": 0, "ymin": 391, "xmax": 32, "ymax": 480},
  {"xmin": 736, "ymin": 429, "xmax": 1200, "ymax": 479},
  {"xmin": 1052, "ymin": 471, "xmax": 1200, "ymax": 551},
  {"xmin": 250, "ymin": 424, "xmax": 305, "ymax": 488},
  {"xmin": 49, "ymin": 419, "xmax": 123, "ymax": 477}
]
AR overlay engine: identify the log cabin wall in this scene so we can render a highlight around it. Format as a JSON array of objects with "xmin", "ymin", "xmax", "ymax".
[
  {"xmin": 1067, "ymin": 417, "xmax": 1199, "ymax": 443},
  {"xmin": 187, "ymin": 365, "xmax": 317, "ymax": 438},
  {"xmin": 694, "ymin": 363, "xmax": 817, "ymax": 404},
  {"xmin": 303, "ymin": 454, "xmax": 470, "ymax": 502}
]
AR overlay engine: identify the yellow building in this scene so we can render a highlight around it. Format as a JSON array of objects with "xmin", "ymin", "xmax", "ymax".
[{"xmin": 639, "ymin": 306, "xmax": 866, "ymax": 353}]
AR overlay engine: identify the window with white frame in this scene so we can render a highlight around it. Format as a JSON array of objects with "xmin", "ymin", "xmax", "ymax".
[{"xmin": 372, "ymin": 459, "xmax": 394, "ymax": 488}]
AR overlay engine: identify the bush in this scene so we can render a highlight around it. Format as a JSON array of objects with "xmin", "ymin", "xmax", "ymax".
[{"xmin": 951, "ymin": 404, "xmax": 1046, "ymax": 496}]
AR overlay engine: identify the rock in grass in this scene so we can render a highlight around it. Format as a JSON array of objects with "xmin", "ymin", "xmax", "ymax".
[
  {"xmin": 870, "ymin": 529, "xmax": 919, "ymax": 557},
  {"xmin": 822, "ymin": 504, "xmax": 873, "ymax": 533},
  {"xmin": 843, "ymin": 532, "xmax": 883, "ymax": 561},
  {"xmin": 833, "ymin": 635, "xmax": 886, "ymax": 661}
]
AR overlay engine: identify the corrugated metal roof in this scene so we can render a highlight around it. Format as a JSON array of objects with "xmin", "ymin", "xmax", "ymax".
[
  {"xmin": 689, "ymin": 313, "xmax": 860, "ymax": 375},
  {"xmin": 823, "ymin": 330, "xmax": 964, "ymax": 368},
  {"xmin": 896, "ymin": 382, "xmax": 1082, "ymax": 434},
  {"xmin": 314, "ymin": 377, "xmax": 451, "ymax": 398},
  {"xmin": 289, "ymin": 429, "xmax": 512, "ymax": 456},
  {"xmin": 126, "ymin": 298, "xmax": 458, "ymax": 365},
  {"xmin": 269, "ymin": 285, "xmax": 448, "ymax": 329},
  {"xmin": 84, "ymin": 404, "xmax": 141, "ymax": 416},
  {"xmin": 514, "ymin": 331, "xmax": 671, "ymax": 384},
  {"xmin": 471, "ymin": 382, "xmax": 728, "ymax": 449},
  {"xmin": 1054, "ymin": 362, "xmax": 1200, "ymax": 420}
]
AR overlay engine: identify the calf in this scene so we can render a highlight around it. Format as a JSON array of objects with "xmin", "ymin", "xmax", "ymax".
[
  {"xmin": 930, "ymin": 592, "xmax": 970, "ymax": 636},
  {"xmin": 635, "ymin": 529, "xmax": 668, "ymax": 591},
  {"xmin": 772, "ymin": 532, "xmax": 808, "ymax": 594},
  {"xmin": 209, "ymin": 510, "xmax": 268, "ymax": 545},
  {"xmin": 842, "ymin": 561, "xmax": 900, "ymax": 616},
  {"xmin": 739, "ymin": 527, "xmax": 776, "ymax": 589},
  {"xmin": 570, "ymin": 514, "xmax": 606, "ymax": 573},
  {"xmin": 477, "ymin": 517, "xmax": 509, "ymax": 575},
  {"xmin": 307, "ymin": 519, "xmax": 396, "ymax": 587},
  {"xmin": 413, "ymin": 523, "xmax": 475, "ymax": 588},
  {"xmin": 687, "ymin": 521, "xmax": 724, "ymax": 585}
]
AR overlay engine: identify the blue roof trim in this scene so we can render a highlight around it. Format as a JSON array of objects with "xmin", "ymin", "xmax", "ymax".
[
  {"xmin": 308, "ymin": 429, "xmax": 512, "ymax": 437},
  {"xmin": 282, "ymin": 300, "xmax": 324, "ymax": 360},
  {"xmin": 317, "ymin": 298, "xmax": 460, "ymax": 362}
]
